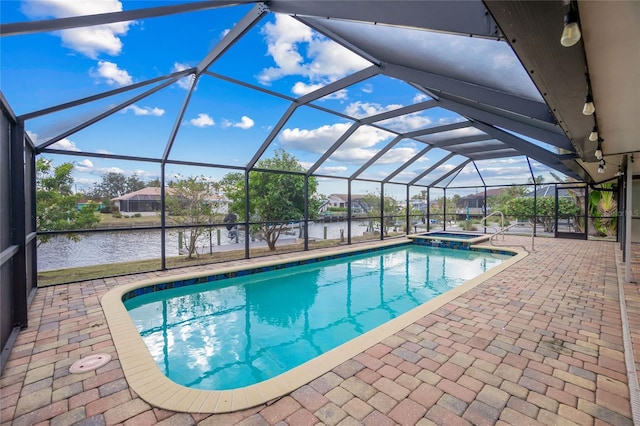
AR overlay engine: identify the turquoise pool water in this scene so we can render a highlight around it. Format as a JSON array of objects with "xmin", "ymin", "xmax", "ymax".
[{"xmin": 124, "ymin": 245, "xmax": 510, "ymax": 390}]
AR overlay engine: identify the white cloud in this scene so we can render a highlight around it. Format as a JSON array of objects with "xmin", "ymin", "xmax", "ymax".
[
  {"xmin": 279, "ymin": 122, "xmax": 393, "ymax": 164},
  {"xmin": 172, "ymin": 62, "xmax": 194, "ymax": 89},
  {"xmin": 190, "ymin": 113, "xmax": 214, "ymax": 128},
  {"xmin": 91, "ymin": 61, "xmax": 132, "ymax": 86},
  {"xmin": 258, "ymin": 14, "xmax": 370, "ymax": 90},
  {"xmin": 122, "ymin": 104, "xmax": 165, "ymax": 116},
  {"xmin": 21, "ymin": 0, "xmax": 132, "ymax": 58},
  {"xmin": 413, "ymin": 93, "xmax": 430, "ymax": 103},
  {"xmin": 361, "ymin": 84, "xmax": 373, "ymax": 94},
  {"xmin": 292, "ymin": 82, "xmax": 324, "ymax": 96},
  {"xmin": 220, "ymin": 28, "xmax": 231, "ymax": 38},
  {"xmin": 344, "ymin": 101, "xmax": 403, "ymax": 119},
  {"xmin": 96, "ymin": 149, "xmax": 114, "ymax": 155},
  {"xmin": 79, "ymin": 159, "xmax": 94, "ymax": 168},
  {"xmin": 292, "ymin": 81, "xmax": 349, "ymax": 100},
  {"xmin": 234, "ymin": 116, "xmax": 254, "ymax": 129},
  {"xmin": 318, "ymin": 165, "xmax": 348, "ymax": 175},
  {"xmin": 50, "ymin": 138, "xmax": 80, "ymax": 151}
]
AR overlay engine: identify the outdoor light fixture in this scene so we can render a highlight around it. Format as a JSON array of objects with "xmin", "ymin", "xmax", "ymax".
[
  {"xmin": 583, "ymin": 92, "xmax": 595, "ymax": 115},
  {"xmin": 595, "ymin": 141, "xmax": 603, "ymax": 160},
  {"xmin": 561, "ymin": 2, "xmax": 581, "ymax": 47},
  {"xmin": 597, "ymin": 159, "xmax": 606, "ymax": 174},
  {"xmin": 615, "ymin": 166, "xmax": 622, "ymax": 177},
  {"xmin": 589, "ymin": 125, "xmax": 598, "ymax": 142}
]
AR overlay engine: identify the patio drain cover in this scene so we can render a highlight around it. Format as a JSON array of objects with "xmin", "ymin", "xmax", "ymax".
[{"xmin": 69, "ymin": 353, "xmax": 111, "ymax": 373}]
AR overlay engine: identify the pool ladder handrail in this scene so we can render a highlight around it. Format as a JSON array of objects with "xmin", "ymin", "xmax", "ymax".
[
  {"xmin": 481, "ymin": 211, "xmax": 505, "ymax": 238},
  {"xmin": 481, "ymin": 211, "xmax": 534, "ymax": 252}
]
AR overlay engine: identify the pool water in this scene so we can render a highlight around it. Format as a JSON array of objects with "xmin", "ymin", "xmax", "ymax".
[{"xmin": 125, "ymin": 245, "xmax": 509, "ymax": 390}]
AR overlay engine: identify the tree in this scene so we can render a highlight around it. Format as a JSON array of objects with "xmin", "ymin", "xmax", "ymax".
[
  {"xmin": 221, "ymin": 149, "xmax": 323, "ymax": 250},
  {"xmin": 360, "ymin": 192, "xmax": 402, "ymax": 236},
  {"xmin": 36, "ymin": 158, "xmax": 100, "ymax": 247},
  {"xmin": 488, "ymin": 186, "xmax": 526, "ymax": 213},
  {"xmin": 165, "ymin": 176, "xmax": 221, "ymax": 258},
  {"xmin": 91, "ymin": 172, "xmax": 146, "ymax": 200},
  {"xmin": 503, "ymin": 196, "xmax": 579, "ymax": 232}
]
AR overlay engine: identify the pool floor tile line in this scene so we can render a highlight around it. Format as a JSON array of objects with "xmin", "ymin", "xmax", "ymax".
[{"xmin": 1, "ymin": 236, "xmax": 639, "ymax": 425}]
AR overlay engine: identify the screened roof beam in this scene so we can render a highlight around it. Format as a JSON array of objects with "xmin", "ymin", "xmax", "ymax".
[
  {"xmin": 162, "ymin": 76, "xmax": 198, "ymax": 162},
  {"xmin": 426, "ymin": 135, "xmax": 493, "ymax": 149},
  {"xmin": 383, "ymin": 146, "xmax": 434, "ymax": 184},
  {"xmin": 1, "ymin": 0, "xmax": 254, "ymax": 36},
  {"xmin": 352, "ymin": 122, "xmax": 477, "ymax": 181},
  {"xmin": 473, "ymin": 162, "xmax": 487, "ymax": 187},
  {"xmin": 307, "ymin": 123, "xmax": 361, "ymax": 176},
  {"xmin": 269, "ymin": 1, "xmax": 501, "ymax": 39},
  {"xmin": 470, "ymin": 150, "xmax": 521, "ymax": 160},
  {"xmin": 431, "ymin": 159, "xmax": 471, "ymax": 187},
  {"xmin": 196, "ymin": 3, "xmax": 268, "ymax": 76},
  {"xmin": 408, "ymin": 152, "xmax": 457, "ymax": 186},
  {"xmin": 19, "ymin": 69, "xmax": 193, "ymax": 121},
  {"xmin": 297, "ymin": 66, "xmax": 379, "ymax": 104},
  {"xmin": 453, "ymin": 144, "xmax": 510, "ymax": 156},
  {"xmin": 295, "ymin": 17, "xmax": 382, "ymax": 66},
  {"xmin": 247, "ymin": 103, "xmax": 298, "ymax": 170},
  {"xmin": 349, "ymin": 135, "xmax": 404, "ymax": 180},
  {"xmin": 36, "ymin": 77, "xmax": 180, "ymax": 152},
  {"xmin": 436, "ymin": 96, "xmax": 573, "ymax": 152},
  {"xmin": 360, "ymin": 100, "xmax": 438, "ymax": 125},
  {"xmin": 384, "ymin": 63, "xmax": 554, "ymax": 124},
  {"xmin": 472, "ymin": 121, "xmax": 568, "ymax": 170},
  {"xmin": 405, "ymin": 121, "xmax": 472, "ymax": 138}
]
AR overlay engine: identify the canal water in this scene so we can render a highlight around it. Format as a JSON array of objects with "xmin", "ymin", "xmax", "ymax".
[{"xmin": 37, "ymin": 220, "xmax": 377, "ymax": 271}]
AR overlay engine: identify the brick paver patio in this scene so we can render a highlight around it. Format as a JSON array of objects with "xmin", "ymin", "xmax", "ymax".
[{"xmin": 1, "ymin": 236, "xmax": 638, "ymax": 425}]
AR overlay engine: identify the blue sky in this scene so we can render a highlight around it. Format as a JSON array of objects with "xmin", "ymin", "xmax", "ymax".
[{"xmin": 1, "ymin": 0, "xmax": 567, "ymax": 198}]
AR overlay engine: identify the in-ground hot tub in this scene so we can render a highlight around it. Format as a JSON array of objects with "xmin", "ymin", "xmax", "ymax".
[{"xmin": 409, "ymin": 231, "xmax": 491, "ymax": 249}]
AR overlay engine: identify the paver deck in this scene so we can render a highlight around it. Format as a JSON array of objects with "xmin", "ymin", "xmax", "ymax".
[{"xmin": 1, "ymin": 236, "xmax": 639, "ymax": 425}]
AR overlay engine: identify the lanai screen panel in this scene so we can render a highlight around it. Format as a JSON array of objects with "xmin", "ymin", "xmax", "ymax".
[
  {"xmin": 387, "ymin": 147, "xmax": 452, "ymax": 185},
  {"xmin": 168, "ymin": 76, "xmax": 292, "ymax": 166},
  {"xmin": 529, "ymin": 159, "xmax": 572, "ymax": 184},
  {"xmin": 261, "ymin": 106, "xmax": 355, "ymax": 172},
  {"xmin": 31, "ymin": 82, "xmax": 187, "ymax": 159},
  {"xmin": 377, "ymin": 107, "xmax": 467, "ymax": 135},
  {"xmin": 358, "ymin": 139, "xmax": 428, "ymax": 182},
  {"xmin": 209, "ymin": 12, "xmax": 372, "ymax": 100},
  {"xmin": 446, "ymin": 163, "xmax": 485, "ymax": 189},
  {"xmin": 322, "ymin": 125, "xmax": 397, "ymax": 178},
  {"xmin": 305, "ymin": 16, "xmax": 544, "ymax": 101},
  {"xmin": 474, "ymin": 157, "xmax": 534, "ymax": 186},
  {"xmin": 414, "ymin": 155, "xmax": 468, "ymax": 187},
  {"xmin": 311, "ymin": 75, "xmax": 428, "ymax": 115}
]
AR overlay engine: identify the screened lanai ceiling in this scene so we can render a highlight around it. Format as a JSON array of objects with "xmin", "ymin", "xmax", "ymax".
[{"xmin": 2, "ymin": 0, "xmax": 637, "ymax": 192}]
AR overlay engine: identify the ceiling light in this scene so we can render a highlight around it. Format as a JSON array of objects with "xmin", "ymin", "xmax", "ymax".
[
  {"xmin": 595, "ymin": 145, "xmax": 603, "ymax": 160},
  {"xmin": 583, "ymin": 93, "xmax": 595, "ymax": 115},
  {"xmin": 561, "ymin": 4, "xmax": 581, "ymax": 47},
  {"xmin": 615, "ymin": 166, "xmax": 622, "ymax": 177},
  {"xmin": 589, "ymin": 126, "xmax": 598, "ymax": 142},
  {"xmin": 597, "ymin": 160, "xmax": 605, "ymax": 174}
]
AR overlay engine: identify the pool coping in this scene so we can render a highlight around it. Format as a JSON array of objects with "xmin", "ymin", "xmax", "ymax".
[{"xmin": 101, "ymin": 239, "xmax": 527, "ymax": 414}]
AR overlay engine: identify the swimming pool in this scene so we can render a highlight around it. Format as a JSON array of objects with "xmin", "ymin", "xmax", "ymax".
[{"xmin": 102, "ymin": 240, "xmax": 525, "ymax": 413}]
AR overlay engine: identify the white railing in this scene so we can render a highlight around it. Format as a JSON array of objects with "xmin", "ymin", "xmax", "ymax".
[{"xmin": 481, "ymin": 211, "xmax": 534, "ymax": 251}]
